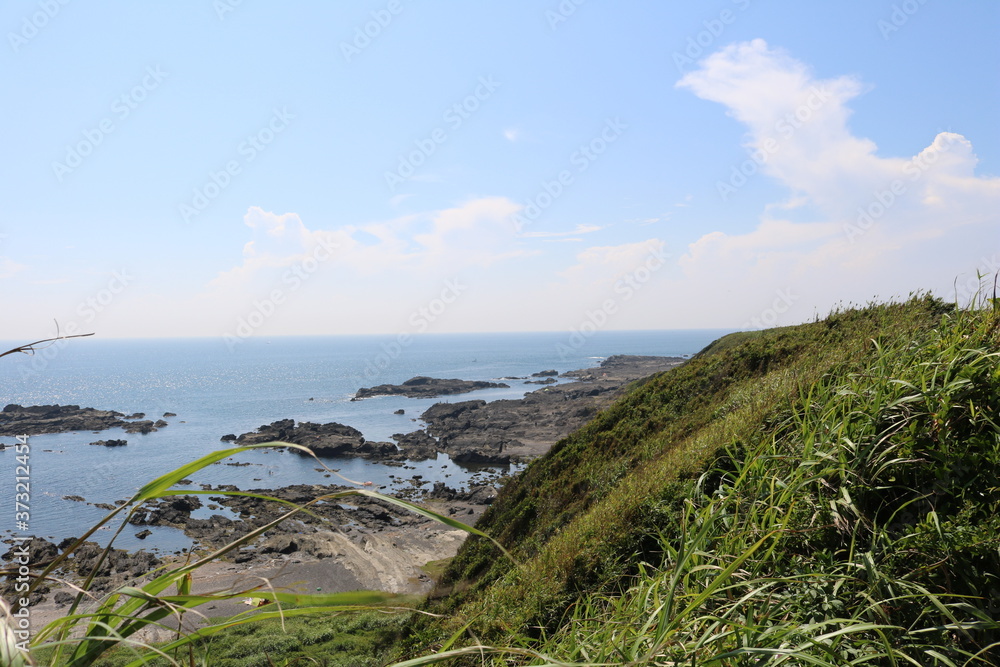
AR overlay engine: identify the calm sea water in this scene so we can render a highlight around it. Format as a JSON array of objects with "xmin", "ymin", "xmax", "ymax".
[{"xmin": 0, "ymin": 330, "xmax": 729, "ymax": 553}]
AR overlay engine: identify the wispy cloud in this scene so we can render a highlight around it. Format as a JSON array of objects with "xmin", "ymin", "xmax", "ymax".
[{"xmin": 520, "ymin": 223, "xmax": 603, "ymax": 239}]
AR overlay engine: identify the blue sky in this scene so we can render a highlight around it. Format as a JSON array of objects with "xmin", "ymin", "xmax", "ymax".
[{"xmin": 2, "ymin": 1, "xmax": 998, "ymax": 342}]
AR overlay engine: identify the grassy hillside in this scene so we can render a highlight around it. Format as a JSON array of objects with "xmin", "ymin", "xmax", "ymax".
[{"xmin": 394, "ymin": 295, "xmax": 1000, "ymax": 665}]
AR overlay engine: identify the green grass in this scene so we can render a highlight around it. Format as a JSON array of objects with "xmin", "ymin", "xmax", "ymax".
[
  {"xmin": 73, "ymin": 610, "xmax": 413, "ymax": 667},
  {"xmin": 391, "ymin": 294, "xmax": 1000, "ymax": 664}
]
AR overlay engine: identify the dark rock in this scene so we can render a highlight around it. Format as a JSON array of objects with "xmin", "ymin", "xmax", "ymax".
[
  {"xmin": 54, "ymin": 591, "xmax": 75, "ymax": 606},
  {"xmin": 0, "ymin": 404, "xmax": 130, "ymax": 436},
  {"xmin": 162, "ymin": 412, "xmax": 177, "ymax": 417},
  {"xmin": 235, "ymin": 420, "xmax": 400, "ymax": 459},
  {"xmin": 220, "ymin": 434, "xmax": 237, "ymax": 442},
  {"xmin": 353, "ymin": 377, "xmax": 508, "ymax": 400},
  {"xmin": 391, "ymin": 430, "xmax": 439, "ymax": 460},
  {"xmin": 125, "ymin": 413, "xmax": 146, "ymax": 420},
  {"xmin": 394, "ymin": 409, "xmax": 405, "ymax": 415},
  {"xmin": 90, "ymin": 439, "xmax": 127, "ymax": 447},
  {"xmin": 421, "ymin": 400, "xmax": 486, "ymax": 423},
  {"xmin": 531, "ymin": 369, "xmax": 558, "ymax": 377},
  {"xmin": 2, "ymin": 537, "xmax": 58, "ymax": 565},
  {"xmin": 466, "ymin": 486, "xmax": 499, "ymax": 505},
  {"xmin": 154, "ymin": 419, "xmax": 168, "ymax": 428},
  {"xmin": 260, "ymin": 535, "xmax": 298, "ymax": 554},
  {"xmin": 63, "ymin": 495, "xmax": 86, "ymax": 502},
  {"xmin": 123, "ymin": 420, "xmax": 156, "ymax": 434},
  {"xmin": 428, "ymin": 482, "xmax": 458, "ymax": 500},
  {"xmin": 525, "ymin": 377, "xmax": 557, "ymax": 385},
  {"xmin": 415, "ymin": 356, "xmax": 687, "ymax": 463},
  {"xmin": 135, "ymin": 530, "xmax": 152, "ymax": 540},
  {"xmin": 131, "ymin": 495, "xmax": 202, "ymax": 528}
]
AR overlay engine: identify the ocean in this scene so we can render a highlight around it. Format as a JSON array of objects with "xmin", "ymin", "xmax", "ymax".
[{"xmin": 0, "ymin": 329, "xmax": 730, "ymax": 553}]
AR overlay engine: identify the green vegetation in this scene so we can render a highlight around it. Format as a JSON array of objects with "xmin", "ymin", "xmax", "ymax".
[
  {"xmin": 6, "ymin": 294, "xmax": 998, "ymax": 665},
  {"xmin": 394, "ymin": 294, "xmax": 1000, "ymax": 664},
  {"xmin": 68, "ymin": 611, "xmax": 413, "ymax": 667}
]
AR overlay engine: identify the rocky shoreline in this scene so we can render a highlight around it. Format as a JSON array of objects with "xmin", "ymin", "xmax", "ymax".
[
  {"xmin": 0, "ymin": 404, "xmax": 173, "ymax": 438},
  {"xmin": 2, "ymin": 354, "xmax": 686, "ymax": 625}
]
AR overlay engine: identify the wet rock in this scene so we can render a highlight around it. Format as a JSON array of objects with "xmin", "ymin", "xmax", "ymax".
[
  {"xmin": 391, "ymin": 430, "xmax": 439, "ymax": 460},
  {"xmin": 123, "ymin": 420, "xmax": 156, "ymax": 434},
  {"xmin": 235, "ymin": 420, "xmax": 400, "ymax": 459},
  {"xmin": 353, "ymin": 377, "xmax": 508, "ymax": 400},
  {"xmin": 89, "ymin": 439, "xmax": 127, "ymax": 447},
  {"xmin": 0, "ymin": 404, "xmax": 130, "ymax": 436}
]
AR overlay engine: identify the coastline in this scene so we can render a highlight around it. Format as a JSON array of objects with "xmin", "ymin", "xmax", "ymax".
[{"xmin": 4, "ymin": 354, "xmax": 686, "ymax": 634}]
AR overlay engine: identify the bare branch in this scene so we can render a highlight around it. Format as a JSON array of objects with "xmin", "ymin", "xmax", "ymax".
[{"xmin": 0, "ymin": 324, "xmax": 95, "ymax": 360}]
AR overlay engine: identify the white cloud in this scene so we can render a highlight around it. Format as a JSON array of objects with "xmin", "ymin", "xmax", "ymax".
[
  {"xmin": 206, "ymin": 197, "xmax": 533, "ymax": 294},
  {"xmin": 670, "ymin": 39, "xmax": 1000, "ymax": 326},
  {"xmin": 520, "ymin": 224, "xmax": 603, "ymax": 239},
  {"xmin": 558, "ymin": 239, "xmax": 669, "ymax": 288}
]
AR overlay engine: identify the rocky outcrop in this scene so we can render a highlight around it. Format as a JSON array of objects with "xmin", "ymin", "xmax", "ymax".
[
  {"xmin": 391, "ymin": 430, "xmax": 440, "ymax": 460},
  {"xmin": 0, "ymin": 404, "xmax": 169, "ymax": 436},
  {"xmin": 353, "ymin": 376, "xmax": 509, "ymax": 400},
  {"xmin": 90, "ymin": 439, "xmax": 127, "ymax": 447},
  {"xmin": 0, "ymin": 537, "xmax": 160, "ymax": 600},
  {"xmin": 129, "ymin": 495, "xmax": 203, "ymax": 528},
  {"xmin": 417, "ymin": 356, "xmax": 688, "ymax": 462},
  {"xmin": 234, "ymin": 419, "xmax": 399, "ymax": 459},
  {"xmin": 427, "ymin": 482, "xmax": 498, "ymax": 505}
]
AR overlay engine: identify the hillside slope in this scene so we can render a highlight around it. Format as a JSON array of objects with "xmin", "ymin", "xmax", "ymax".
[{"xmin": 397, "ymin": 296, "xmax": 1000, "ymax": 665}]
